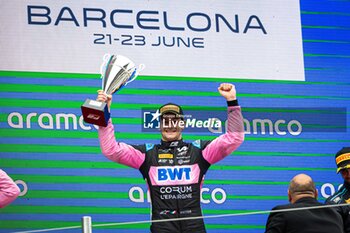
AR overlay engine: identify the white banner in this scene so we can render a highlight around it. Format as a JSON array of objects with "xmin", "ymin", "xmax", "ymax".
[{"xmin": 0, "ymin": 1, "xmax": 304, "ymax": 80}]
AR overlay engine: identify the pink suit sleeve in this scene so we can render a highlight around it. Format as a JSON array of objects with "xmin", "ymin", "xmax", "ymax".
[
  {"xmin": 203, "ymin": 106, "xmax": 244, "ymax": 164},
  {"xmin": 98, "ymin": 121, "xmax": 145, "ymax": 169},
  {"xmin": 0, "ymin": 169, "xmax": 20, "ymax": 208}
]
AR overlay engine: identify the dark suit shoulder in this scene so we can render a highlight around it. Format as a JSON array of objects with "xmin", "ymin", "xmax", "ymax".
[{"xmin": 265, "ymin": 198, "xmax": 345, "ymax": 233}]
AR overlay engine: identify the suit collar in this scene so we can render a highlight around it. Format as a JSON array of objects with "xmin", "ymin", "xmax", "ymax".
[
  {"xmin": 294, "ymin": 196, "xmax": 318, "ymax": 204},
  {"xmin": 160, "ymin": 139, "xmax": 185, "ymax": 148}
]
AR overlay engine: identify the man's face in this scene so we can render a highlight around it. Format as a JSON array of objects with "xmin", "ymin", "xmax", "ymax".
[
  {"xmin": 340, "ymin": 168, "xmax": 350, "ymax": 183},
  {"xmin": 160, "ymin": 113, "xmax": 183, "ymax": 142}
]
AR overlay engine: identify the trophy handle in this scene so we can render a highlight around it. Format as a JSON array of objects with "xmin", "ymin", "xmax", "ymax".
[
  {"xmin": 100, "ymin": 54, "xmax": 112, "ymax": 77},
  {"xmin": 125, "ymin": 63, "xmax": 145, "ymax": 85},
  {"xmin": 100, "ymin": 54, "xmax": 109, "ymax": 76},
  {"xmin": 100, "ymin": 54, "xmax": 114, "ymax": 90}
]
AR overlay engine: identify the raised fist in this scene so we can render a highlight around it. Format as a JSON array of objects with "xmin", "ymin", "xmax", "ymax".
[
  {"xmin": 97, "ymin": 90, "xmax": 112, "ymax": 110},
  {"xmin": 218, "ymin": 83, "xmax": 237, "ymax": 101}
]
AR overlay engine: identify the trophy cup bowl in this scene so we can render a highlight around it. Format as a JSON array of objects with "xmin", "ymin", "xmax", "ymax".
[{"xmin": 81, "ymin": 54, "xmax": 144, "ymax": 126}]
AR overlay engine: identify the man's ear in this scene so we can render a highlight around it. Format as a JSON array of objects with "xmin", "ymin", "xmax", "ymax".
[
  {"xmin": 158, "ymin": 122, "xmax": 163, "ymax": 132},
  {"xmin": 288, "ymin": 190, "xmax": 292, "ymax": 203},
  {"xmin": 314, "ymin": 189, "xmax": 318, "ymax": 199}
]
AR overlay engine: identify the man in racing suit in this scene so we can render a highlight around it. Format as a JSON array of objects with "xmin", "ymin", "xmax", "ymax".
[
  {"xmin": 325, "ymin": 147, "xmax": 350, "ymax": 233},
  {"xmin": 97, "ymin": 83, "xmax": 244, "ymax": 233}
]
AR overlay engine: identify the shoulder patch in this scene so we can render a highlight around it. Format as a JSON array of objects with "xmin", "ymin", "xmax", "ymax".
[
  {"xmin": 145, "ymin": 143, "xmax": 154, "ymax": 151},
  {"xmin": 192, "ymin": 140, "xmax": 201, "ymax": 149}
]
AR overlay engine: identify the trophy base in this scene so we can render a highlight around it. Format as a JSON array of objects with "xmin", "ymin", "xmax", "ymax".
[{"xmin": 81, "ymin": 99, "xmax": 110, "ymax": 127}]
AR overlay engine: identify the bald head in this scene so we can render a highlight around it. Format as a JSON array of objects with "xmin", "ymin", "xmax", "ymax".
[{"xmin": 288, "ymin": 174, "xmax": 317, "ymax": 203}]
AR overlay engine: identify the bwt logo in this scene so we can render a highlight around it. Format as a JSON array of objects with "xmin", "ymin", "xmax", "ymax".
[
  {"xmin": 158, "ymin": 166, "xmax": 191, "ymax": 181},
  {"xmin": 143, "ymin": 110, "xmax": 161, "ymax": 129}
]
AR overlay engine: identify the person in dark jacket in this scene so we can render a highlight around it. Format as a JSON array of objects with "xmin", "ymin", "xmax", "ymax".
[
  {"xmin": 325, "ymin": 147, "xmax": 350, "ymax": 233},
  {"xmin": 265, "ymin": 173, "xmax": 344, "ymax": 233}
]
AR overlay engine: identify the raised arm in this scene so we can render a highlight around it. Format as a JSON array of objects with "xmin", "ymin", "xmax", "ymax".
[
  {"xmin": 0, "ymin": 169, "xmax": 20, "ymax": 208},
  {"xmin": 203, "ymin": 83, "xmax": 244, "ymax": 164},
  {"xmin": 97, "ymin": 90, "xmax": 145, "ymax": 169}
]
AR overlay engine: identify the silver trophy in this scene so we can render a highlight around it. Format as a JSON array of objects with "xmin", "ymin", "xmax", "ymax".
[{"xmin": 81, "ymin": 54, "xmax": 144, "ymax": 126}]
